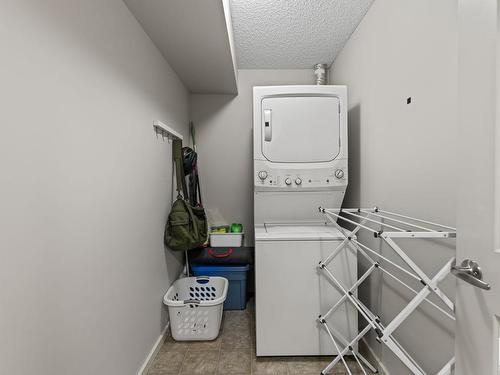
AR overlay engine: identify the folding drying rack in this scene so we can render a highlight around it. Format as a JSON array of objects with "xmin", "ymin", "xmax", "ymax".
[{"xmin": 317, "ymin": 207, "xmax": 456, "ymax": 375}]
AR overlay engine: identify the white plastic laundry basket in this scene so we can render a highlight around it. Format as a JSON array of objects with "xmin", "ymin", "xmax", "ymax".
[{"xmin": 164, "ymin": 276, "xmax": 228, "ymax": 341}]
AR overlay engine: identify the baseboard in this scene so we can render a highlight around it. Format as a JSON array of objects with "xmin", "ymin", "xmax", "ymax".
[
  {"xmin": 137, "ymin": 322, "xmax": 169, "ymax": 375},
  {"xmin": 137, "ymin": 266, "xmax": 186, "ymax": 374},
  {"xmin": 361, "ymin": 338, "xmax": 391, "ymax": 375}
]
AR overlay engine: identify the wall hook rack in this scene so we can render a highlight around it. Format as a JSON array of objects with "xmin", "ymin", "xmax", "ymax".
[
  {"xmin": 153, "ymin": 120, "xmax": 183, "ymax": 142},
  {"xmin": 317, "ymin": 207, "xmax": 456, "ymax": 375}
]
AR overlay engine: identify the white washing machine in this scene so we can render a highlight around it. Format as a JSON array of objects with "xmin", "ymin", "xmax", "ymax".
[{"xmin": 253, "ymin": 85, "xmax": 357, "ymax": 356}]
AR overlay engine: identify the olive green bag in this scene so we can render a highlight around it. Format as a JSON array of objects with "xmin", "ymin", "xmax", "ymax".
[{"xmin": 164, "ymin": 139, "xmax": 208, "ymax": 251}]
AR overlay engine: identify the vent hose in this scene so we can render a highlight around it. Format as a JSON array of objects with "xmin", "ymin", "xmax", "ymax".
[{"xmin": 314, "ymin": 63, "xmax": 328, "ymax": 85}]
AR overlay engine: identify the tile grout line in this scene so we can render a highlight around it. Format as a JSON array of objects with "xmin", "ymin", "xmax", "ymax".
[
  {"xmin": 250, "ymin": 312, "xmax": 253, "ymax": 375},
  {"xmin": 216, "ymin": 312, "xmax": 224, "ymax": 375},
  {"xmin": 177, "ymin": 346, "xmax": 189, "ymax": 375},
  {"xmin": 251, "ymin": 316, "xmax": 255, "ymax": 375},
  {"xmin": 177, "ymin": 331, "xmax": 191, "ymax": 375},
  {"xmin": 172, "ymin": 308, "xmax": 260, "ymax": 375},
  {"xmin": 216, "ymin": 341, "xmax": 222, "ymax": 375},
  {"xmin": 249, "ymin": 350, "xmax": 253, "ymax": 374}
]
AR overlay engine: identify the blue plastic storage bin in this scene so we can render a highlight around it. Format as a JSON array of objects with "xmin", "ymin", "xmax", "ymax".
[{"xmin": 191, "ymin": 264, "xmax": 250, "ymax": 310}]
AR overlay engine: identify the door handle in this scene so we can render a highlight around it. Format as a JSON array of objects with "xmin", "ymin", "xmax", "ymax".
[
  {"xmin": 451, "ymin": 259, "xmax": 491, "ymax": 290},
  {"xmin": 264, "ymin": 109, "xmax": 272, "ymax": 141}
]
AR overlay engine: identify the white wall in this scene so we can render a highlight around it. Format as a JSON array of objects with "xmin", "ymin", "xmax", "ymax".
[
  {"xmin": 190, "ymin": 69, "xmax": 316, "ymax": 246},
  {"xmin": 0, "ymin": 1, "xmax": 188, "ymax": 374},
  {"xmin": 331, "ymin": 0, "xmax": 458, "ymax": 374}
]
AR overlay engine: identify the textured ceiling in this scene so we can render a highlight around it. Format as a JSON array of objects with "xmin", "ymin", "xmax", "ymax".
[{"xmin": 230, "ymin": 0, "xmax": 374, "ymax": 68}]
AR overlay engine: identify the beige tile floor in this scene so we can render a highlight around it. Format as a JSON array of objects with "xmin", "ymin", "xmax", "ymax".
[{"xmin": 149, "ymin": 300, "xmax": 368, "ymax": 375}]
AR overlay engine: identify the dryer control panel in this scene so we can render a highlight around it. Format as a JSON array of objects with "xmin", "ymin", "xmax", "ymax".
[{"xmin": 254, "ymin": 160, "xmax": 347, "ymax": 191}]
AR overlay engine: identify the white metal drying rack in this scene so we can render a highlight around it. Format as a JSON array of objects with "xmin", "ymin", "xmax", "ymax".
[{"xmin": 317, "ymin": 207, "xmax": 456, "ymax": 375}]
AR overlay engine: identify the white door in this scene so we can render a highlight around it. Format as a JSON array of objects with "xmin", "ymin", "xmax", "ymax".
[
  {"xmin": 261, "ymin": 96, "xmax": 341, "ymax": 163},
  {"xmin": 455, "ymin": 1, "xmax": 500, "ymax": 374}
]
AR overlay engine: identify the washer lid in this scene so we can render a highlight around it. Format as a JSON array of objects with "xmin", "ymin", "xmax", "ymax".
[{"xmin": 255, "ymin": 223, "xmax": 345, "ymax": 241}]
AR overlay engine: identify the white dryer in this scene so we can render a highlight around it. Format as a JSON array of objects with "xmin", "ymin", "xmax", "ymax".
[{"xmin": 253, "ymin": 85, "xmax": 357, "ymax": 356}]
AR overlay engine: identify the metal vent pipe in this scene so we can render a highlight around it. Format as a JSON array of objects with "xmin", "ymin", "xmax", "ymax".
[{"xmin": 313, "ymin": 63, "xmax": 328, "ymax": 85}]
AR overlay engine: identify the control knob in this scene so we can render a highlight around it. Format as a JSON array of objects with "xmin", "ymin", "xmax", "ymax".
[
  {"xmin": 285, "ymin": 178, "xmax": 292, "ymax": 186},
  {"xmin": 258, "ymin": 171, "xmax": 268, "ymax": 180},
  {"xmin": 295, "ymin": 178, "xmax": 302, "ymax": 185},
  {"xmin": 335, "ymin": 169, "xmax": 345, "ymax": 179}
]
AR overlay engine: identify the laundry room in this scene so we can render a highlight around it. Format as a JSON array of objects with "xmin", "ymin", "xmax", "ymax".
[{"xmin": 1, "ymin": 1, "xmax": 497, "ymax": 375}]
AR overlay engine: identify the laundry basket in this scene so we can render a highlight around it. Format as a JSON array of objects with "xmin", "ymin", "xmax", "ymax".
[{"xmin": 164, "ymin": 276, "xmax": 228, "ymax": 341}]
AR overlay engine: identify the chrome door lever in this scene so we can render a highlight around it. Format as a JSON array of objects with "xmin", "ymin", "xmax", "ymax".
[{"xmin": 451, "ymin": 259, "xmax": 491, "ymax": 290}]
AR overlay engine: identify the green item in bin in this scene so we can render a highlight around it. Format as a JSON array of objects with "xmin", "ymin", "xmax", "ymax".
[
  {"xmin": 211, "ymin": 225, "xmax": 230, "ymax": 233},
  {"xmin": 230, "ymin": 223, "xmax": 243, "ymax": 233}
]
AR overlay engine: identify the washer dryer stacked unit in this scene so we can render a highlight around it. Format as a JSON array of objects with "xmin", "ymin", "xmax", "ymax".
[{"xmin": 253, "ymin": 85, "xmax": 357, "ymax": 356}]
